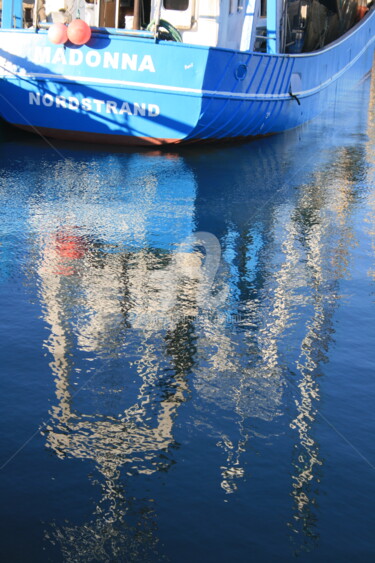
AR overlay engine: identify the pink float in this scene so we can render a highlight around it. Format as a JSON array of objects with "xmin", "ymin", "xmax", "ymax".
[
  {"xmin": 67, "ymin": 19, "xmax": 92, "ymax": 46},
  {"xmin": 48, "ymin": 23, "xmax": 68, "ymax": 45}
]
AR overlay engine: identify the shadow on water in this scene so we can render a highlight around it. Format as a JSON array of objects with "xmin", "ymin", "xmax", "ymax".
[{"xmin": 0, "ymin": 70, "xmax": 374, "ymax": 562}]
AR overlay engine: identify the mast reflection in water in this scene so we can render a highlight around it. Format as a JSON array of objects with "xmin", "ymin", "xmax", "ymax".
[{"xmin": 0, "ymin": 71, "xmax": 375, "ymax": 562}]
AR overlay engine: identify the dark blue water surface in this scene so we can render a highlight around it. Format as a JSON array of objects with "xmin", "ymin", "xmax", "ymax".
[{"xmin": 1, "ymin": 74, "xmax": 375, "ymax": 563}]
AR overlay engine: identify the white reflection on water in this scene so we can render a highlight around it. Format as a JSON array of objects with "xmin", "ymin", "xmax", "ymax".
[{"xmin": 35, "ymin": 143, "xmax": 368, "ymax": 557}]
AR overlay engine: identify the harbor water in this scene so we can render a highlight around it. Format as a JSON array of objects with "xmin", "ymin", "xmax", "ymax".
[{"xmin": 0, "ymin": 71, "xmax": 375, "ymax": 562}]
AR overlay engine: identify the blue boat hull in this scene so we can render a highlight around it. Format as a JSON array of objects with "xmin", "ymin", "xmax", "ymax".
[{"xmin": 0, "ymin": 10, "xmax": 374, "ymax": 145}]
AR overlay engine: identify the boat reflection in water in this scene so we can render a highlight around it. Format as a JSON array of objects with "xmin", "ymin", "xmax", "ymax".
[
  {"xmin": 10, "ymin": 74, "xmax": 374, "ymax": 560},
  {"xmin": 28, "ymin": 155, "xmax": 201, "ymax": 560}
]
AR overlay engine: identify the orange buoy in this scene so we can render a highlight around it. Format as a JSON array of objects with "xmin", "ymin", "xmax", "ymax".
[
  {"xmin": 48, "ymin": 23, "xmax": 68, "ymax": 45},
  {"xmin": 67, "ymin": 19, "xmax": 92, "ymax": 46}
]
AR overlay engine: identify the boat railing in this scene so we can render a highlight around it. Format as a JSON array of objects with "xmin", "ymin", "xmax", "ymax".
[{"xmin": 35, "ymin": 21, "xmax": 156, "ymax": 40}]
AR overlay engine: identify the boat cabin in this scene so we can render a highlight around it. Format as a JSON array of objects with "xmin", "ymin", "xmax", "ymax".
[{"xmin": 0, "ymin": 0, "xmax": 371, "ymax": 54}]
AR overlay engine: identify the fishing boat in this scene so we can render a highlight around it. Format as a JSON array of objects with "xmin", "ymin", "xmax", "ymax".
[{"xmin": 0, "ymin": 0, "xmax": 374, "ymax": 145}]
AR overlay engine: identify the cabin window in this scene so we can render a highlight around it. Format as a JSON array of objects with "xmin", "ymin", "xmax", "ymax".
[{"xmin": 163, "ymin": 0, "xmax": 189, "ymax": 10}]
